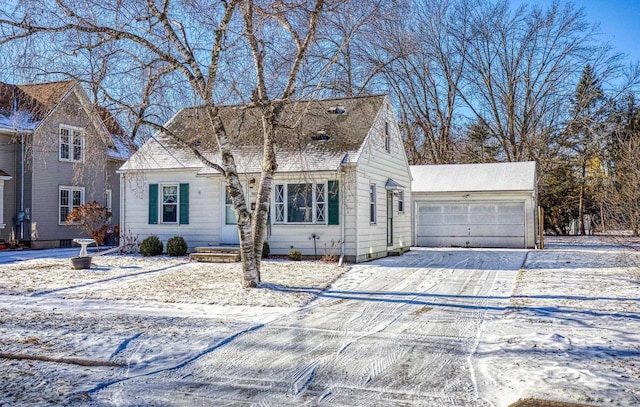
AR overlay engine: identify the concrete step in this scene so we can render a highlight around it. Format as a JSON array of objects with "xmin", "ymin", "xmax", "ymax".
[
  {"xmin": 189, "ymin": 252, "xmax": 240, "ymax": 263},
  {"xmin": 194, "ymin": 246, "xmax": 240, "ymax": 254}
]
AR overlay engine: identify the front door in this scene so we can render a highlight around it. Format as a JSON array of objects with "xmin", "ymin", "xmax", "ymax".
[
  {"xmin": 387, "ymin": 191, "xmax": 393, "ymax": 246},
  {"xmin": 220, "ymin": 182, "xmax": 246, "ymax": 245}
]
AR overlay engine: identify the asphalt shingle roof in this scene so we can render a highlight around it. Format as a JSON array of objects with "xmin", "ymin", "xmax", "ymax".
[{"xmin": 121, "ymin": 94, "xmax": 386, "ymax": 174}]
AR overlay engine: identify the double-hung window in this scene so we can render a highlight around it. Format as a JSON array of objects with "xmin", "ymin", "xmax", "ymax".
[
  {"xmin": 369, "ymin": 184, "xmax": 376, "ymax": 223},
  {"xmin": 148, "ymin": 183, "xmax": 189, "ymax": 225},
  {"xmin": 162, "ymin": 185, "xmax": 178, "ymax": 223},
  {"xmin": 274, "ymin": 182, "xmax": 338, "ymax": 224},
  {"xmin": 59, "ymin": 186, "xmax": 85, "ymax": 224},
  {"xmin": 384, "ymin": 122, "xmax": 391, "ymax": 153},
  {"xmin": 59, "ymin": 125, "xmax": 84, "ymax": 162},
  {"xmin": 398, "ymin": 190, "xmax": 404, "ymax": 213}
]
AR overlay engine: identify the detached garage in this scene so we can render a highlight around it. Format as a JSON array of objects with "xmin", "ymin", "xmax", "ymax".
[{"xmin": 411, "ymin": 162, "xmax": 537, "ymax": 249}]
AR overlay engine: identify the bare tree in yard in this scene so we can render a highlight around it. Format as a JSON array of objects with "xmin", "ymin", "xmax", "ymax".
[
  {"xmin": 460, "ymin": 1, "xmax": 598, "ymax": 163},
  {"xmin": 600, "ymin": 94, "xmax": 640, "ymax": 235},
  {"xmin": 378, "ymin": 0, "xmax": 472, "ymax": 165},
  {"xmin": 1, "ymin": 0, "xmax": 341, "ymax": 288}
]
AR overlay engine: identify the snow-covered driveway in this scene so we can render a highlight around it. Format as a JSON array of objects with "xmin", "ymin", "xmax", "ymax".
[{"xmin": 93, "ymin": 248, "xmax": 527, "ymax": 406}]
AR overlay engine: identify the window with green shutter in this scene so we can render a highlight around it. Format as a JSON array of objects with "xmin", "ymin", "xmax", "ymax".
[
  {"xmin": 149, "ymin": 183, "xmax": 189, "ymax": 224},
  {"xmin": 328, "ymin": 180, "xmax": 339, "ymax": 225},
  {"xmin": 148, "ymin": 184, "xmax": 158, "ymax": 224},
  {"xmin": 179, "ymin": 183, "xmax": 189, "ymax": 224}
]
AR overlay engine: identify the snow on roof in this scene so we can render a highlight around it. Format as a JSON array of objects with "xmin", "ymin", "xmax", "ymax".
[
  {"xmin": 120, "ymin": 94, "xmax": 387, "ymax": 173},
  {"xmin": 411, "ymin": 161, "xmax": 536, "ymax": 193}
]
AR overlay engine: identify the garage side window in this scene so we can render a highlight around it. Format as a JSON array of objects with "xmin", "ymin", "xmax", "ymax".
[{"xmin": 369, "ymin": 184, "xmax": 376, "ymax": 223}]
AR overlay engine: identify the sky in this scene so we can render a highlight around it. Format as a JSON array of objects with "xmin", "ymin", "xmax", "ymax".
[{"xmin": 514, "ymin": 0, "xmax": 640, "ymax": 63}]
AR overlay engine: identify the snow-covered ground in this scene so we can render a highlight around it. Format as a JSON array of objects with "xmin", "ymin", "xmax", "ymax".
[{"xmin": 0, "ymin": 237, "xmax": 638, "ymax": 406}]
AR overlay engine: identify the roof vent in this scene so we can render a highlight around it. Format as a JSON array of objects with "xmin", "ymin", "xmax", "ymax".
[
  {"xmin": 327, "ymin": 106, "xmax": 346, "ymax": 115},
  {"xmin": 311, "ymin": 131, "xmax": 330, "ymax": 141}
]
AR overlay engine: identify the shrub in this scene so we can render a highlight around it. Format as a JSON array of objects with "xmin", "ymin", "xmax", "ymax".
[
  {"xmin": 289, "ymin": 249, "xmax": 302, "ymax": 261},
  {"xmin": 66, "ymin": 201, "xmax": 112, "ymax": 245},
  {"xmin": 262, "ymin": 241, "xmax": 270, "ymax": 259},
  {"xmin": 139, "ymin": 235, "xmax": 163, "ymax": 256},
  {"xmin": 166, "ymin": 236, "xmax": 188, "ymax": 256}
]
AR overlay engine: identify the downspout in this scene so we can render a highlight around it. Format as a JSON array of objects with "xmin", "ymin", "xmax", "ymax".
[
  {"xmin": 20, "ymin": 133, "xmax": 24, "ymax": 240},
  {"xmin": 119, "ymin": 172, "xmax": 125, "ymax": 250},
  {"xmin": 338, "ymin": 169, "xmax": 345, "ymax": 266}
]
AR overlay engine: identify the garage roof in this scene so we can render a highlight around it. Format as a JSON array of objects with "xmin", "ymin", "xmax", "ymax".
[{"xmin": 411, "ymin": 161, "xmax": 536, "ymax": 193}]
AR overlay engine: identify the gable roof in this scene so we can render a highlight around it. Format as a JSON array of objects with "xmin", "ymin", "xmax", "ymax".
[
  {"xmin": 120, "ymin": 94, "xmax": 387, "ymax": 174},
  {"xmin": 411, "ymin": 161, "xmax": 537, "ymax": 193},
  {"xmin": 0, "ymin": 80, "xmax": 75, "ymax": 132},
  {"xmin": 0, "ymin": 168, "xmax": 10, "ymax": 177},
  {"xmin": 0, "ymin": 80, "xmax": 134, "ymax": 160}
]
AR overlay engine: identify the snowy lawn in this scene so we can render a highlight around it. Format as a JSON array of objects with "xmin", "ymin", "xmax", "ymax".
[
  {"xmin": 475, "ymin": 236, "xmax": 640, "ymax": 406},
  {"xmin": 0, "ymin": 238, "xmax": 639, "ymax": 406},
  {"xmin": 0, "ymin": 255, "xmax": 345, "ymax": 307}
]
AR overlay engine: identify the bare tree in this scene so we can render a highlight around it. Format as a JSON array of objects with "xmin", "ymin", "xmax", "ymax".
[
  {"xmin": 375, "ymin": 0, "xmax": 471, "ymax": 164},
  {"xmin": 1, "ymin": 0, "xmax": 342, "ymax": 287},
  {"xmin": 459, "ymin": 1, "xmax": 599, "ymax": 163}
]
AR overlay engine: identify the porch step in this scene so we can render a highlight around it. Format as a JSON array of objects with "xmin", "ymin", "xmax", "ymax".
[{"xmin": 190, "ymin": 246, "xmax": 241, "ymax": 263}]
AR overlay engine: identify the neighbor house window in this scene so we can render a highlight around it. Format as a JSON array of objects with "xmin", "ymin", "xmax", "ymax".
[
  {"xmin": 59, "ymin": 186, "xmax": 85, "ymax": 224},
  {"xmin": 105, "ymin": 189, "xmax": 113, "ymax": 223},
  {"xmin": 59, "ymin": 125, "xmax": 84, "ymax": 162},
  {"xmin": 398, "ymin": 190, "xmax": 404, "ymax": 213},
  {"xmin": 273, "ymin": 182, "xmax": 339, "ymax": 225},
  {"xmin": 370, "ymin": 184, "xmax": 376, "ymax": 223},
  {"xmin": 148, "ymin": 183, "xmax": 189, "ymax": 225}
]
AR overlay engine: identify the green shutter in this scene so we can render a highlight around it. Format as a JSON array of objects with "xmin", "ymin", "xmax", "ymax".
[
  {"xmin": 327, "ymin": 180, "xmax": 339, "ymax": 225},
  {"xmin": 179, "ymin": 183, "xmax": 189, "ymax": 224},
  {"xmin": 148, "ymin": 184, "xmax": 158, "ymax": 224}
]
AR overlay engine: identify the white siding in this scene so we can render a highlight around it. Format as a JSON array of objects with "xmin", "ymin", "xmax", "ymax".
[
  {"xmin": 121, "ymin": 171, "xmax": 220, "ymax": 250},
  {"xmin": 352, "ymin": 98, "xmax": 412, "ymax": 261},
  {"xmin": 267, "ymin": 172, "xmax": 343, "ymax": 258}
]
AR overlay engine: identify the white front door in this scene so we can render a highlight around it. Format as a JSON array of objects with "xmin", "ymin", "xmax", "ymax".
[{"xmin": 220, "ymin": 182, "xmax": 246, "ymax": 245}]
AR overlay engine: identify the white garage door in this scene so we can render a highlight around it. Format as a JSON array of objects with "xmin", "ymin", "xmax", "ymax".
[{"xmin": 416, "ymin": 202, "xmax": 525, "ymax": 248}]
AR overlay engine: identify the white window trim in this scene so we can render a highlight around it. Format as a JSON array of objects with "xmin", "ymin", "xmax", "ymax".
[
  {"xmin": 105, "ymin": 189, "xmax": 113, "ymax": 224},
  {"xmin": 398, "ymin": 190, "xmax": 405, "ymax": 213},
  {"xmin": 59, "ymin": 124, "xmax": 85, "ymax": 163},
  {"xmin": 59, "ymin": 185, "xmax": 85, "ymax": 225},
  {"xmin": 160, "ymin": 183, "xmax": 179, "ymax": 224},
  {"xmin": 370, "ymin": 184, "xmax": 377, "ymax": 224},
  {"xmin": 273, "ymin": 182, "xmax": 328, "ymax": 225}
]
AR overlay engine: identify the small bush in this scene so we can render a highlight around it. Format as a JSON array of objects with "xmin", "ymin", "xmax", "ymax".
[
  {"xmin": 262, "ymin": 241, "xmax": 270, "ymax": 259},
  {"xmin": 166, "ymin": 236, "xmax": 188, "ymax": 256},
  {"xmin": 289, "ymin": 249, "xmax": 302, "ymax": 261},
  {"xmin": 139, "ymin": 235, "xmax": 163, "ymax": 256}
]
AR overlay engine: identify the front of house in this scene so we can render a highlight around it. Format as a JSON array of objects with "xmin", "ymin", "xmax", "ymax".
[
  {"xmin": 0, "ymin": 80, "xmax": 133, "ymax": 248},
  {"xmin": 119, "ymin": 95, "xmax": 411, "ymax": 262}
]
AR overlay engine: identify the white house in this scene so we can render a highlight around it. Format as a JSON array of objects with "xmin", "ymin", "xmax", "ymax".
[
  {"xmin": 118, "ymin": 95, "xmax": 412, "ymax": 262},
  {"xmin": 411, "ymin": 162, "xmax": 537, "ymax": 249}
]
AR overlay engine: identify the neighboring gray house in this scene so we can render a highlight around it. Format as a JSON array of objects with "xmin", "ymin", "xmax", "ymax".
[
  {"xmin": 0, "ymin": 80, "xmax": 134, "ymax": 248},
  {"xmin": 411, "ymin": 162, "xmax": 538, "ymax": 249},
  {"xmin": 119, "ymin": 94, "xmax": 412, "ymax": 262}
]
